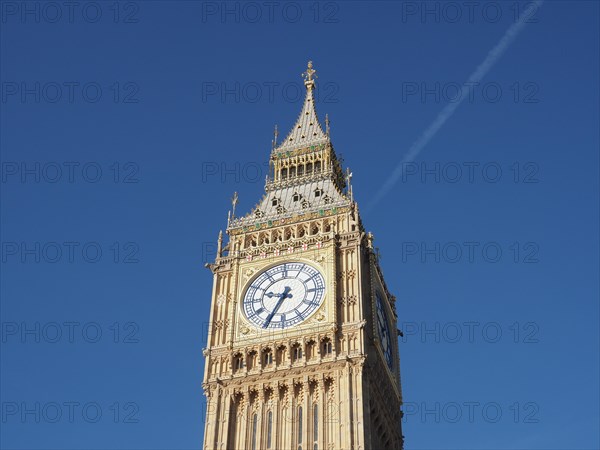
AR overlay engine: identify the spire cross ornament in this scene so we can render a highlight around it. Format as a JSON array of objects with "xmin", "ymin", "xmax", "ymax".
[{"xmin": 302, "ymin": 61, "xmax": 317, "ymax": 87}]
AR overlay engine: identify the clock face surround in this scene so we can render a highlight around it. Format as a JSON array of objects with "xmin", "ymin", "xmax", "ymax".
[
  {"xmin": 375, "ymin": 291, "xmax": 394, "ymax": 371},
  {"xmin": 242, "ymin": 262, "xmax": 326, "ymax": 329}
]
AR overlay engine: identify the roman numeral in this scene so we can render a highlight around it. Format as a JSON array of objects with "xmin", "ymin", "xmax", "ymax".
[
  {"xmin": 306, "ymin": 287, "xmax": 323, "ymax": 293},
  {"xmin": 295, "ymin": 264, "xmax": 306, "ymax": 278}
]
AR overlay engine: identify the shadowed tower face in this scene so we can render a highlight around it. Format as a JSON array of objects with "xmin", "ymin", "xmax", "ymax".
[{"xmin": 202, "ymin": 62, "xmax": 404, "ymax": 450}]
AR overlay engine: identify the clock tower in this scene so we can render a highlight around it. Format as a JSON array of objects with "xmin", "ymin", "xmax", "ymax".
[{"xmin": 202, "ymin": 62, "xmax": 404, "ymax": 450}]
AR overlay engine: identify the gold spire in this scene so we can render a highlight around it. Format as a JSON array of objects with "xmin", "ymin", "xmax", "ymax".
[{"xmin": 275, "ymin": 61, "xmax": 327, "ymax": 152}]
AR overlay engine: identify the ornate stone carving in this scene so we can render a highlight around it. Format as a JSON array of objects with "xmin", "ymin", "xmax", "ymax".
[{"xmin": 202, "ymin": 62, "xmax": 404, "ymax": 450}]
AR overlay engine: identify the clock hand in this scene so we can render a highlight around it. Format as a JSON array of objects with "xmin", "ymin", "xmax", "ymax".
[{"xmin": 263, "ymin": 286, "xmax": 292, "ymax": 328}]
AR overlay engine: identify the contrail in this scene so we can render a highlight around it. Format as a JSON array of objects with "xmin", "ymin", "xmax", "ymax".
[{"xmin": 367, "ymin": 0, "xmax": 543, "ymax": 210}]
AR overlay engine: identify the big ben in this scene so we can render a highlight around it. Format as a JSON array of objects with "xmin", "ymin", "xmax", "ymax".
[{"xmin": 202, "ymin": 62, "xmax": 404, "ymax": 450}]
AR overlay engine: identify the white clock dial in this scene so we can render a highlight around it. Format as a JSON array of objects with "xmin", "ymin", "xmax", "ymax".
[{"xmin": 242, "ymin": 262, "xmax": 325, "ymax": 329}]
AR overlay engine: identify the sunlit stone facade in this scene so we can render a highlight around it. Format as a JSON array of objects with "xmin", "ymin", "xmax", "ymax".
[{"xmin": 202, "ymin": 62, "xmax": 404, "ymax": 450}]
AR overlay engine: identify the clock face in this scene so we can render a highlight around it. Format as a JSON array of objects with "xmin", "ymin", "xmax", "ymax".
[
  {"xmin": 242, "ymin": 262, "xmax": 326, "ymax": 329},
  {"xmin": 375, "ymin": 291, "xmax": 394, "ymax": 371}
]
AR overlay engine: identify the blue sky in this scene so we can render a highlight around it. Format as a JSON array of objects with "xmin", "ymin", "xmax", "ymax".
[{"xmin": 1, "ymin": 1, "xmax": 598, "ymax": 449}]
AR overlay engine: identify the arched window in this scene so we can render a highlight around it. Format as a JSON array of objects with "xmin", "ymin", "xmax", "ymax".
[
  {"xmin": 263, "ymin": 349, "xmax": 273, "ymax": 367},
  {"xmin": 233, "ymin": 354, "xmax": 244, "ymax": 372},
  {"xmin": 297, "ymin": 406, "xmax": 303, "ymax": 450},
  {"xmin": 306, "ymin": 341, "xmax": 316, "ymax": 360},
  {"xmin": 251, "ymin": 413, "xmax": 258, "ymax": 450},
  {"xmin": 321, "ymin": 339, "xmax": 332, "ymax": 356},
  {"xmin": 247, "ymin": 350, "xmax": 258, "ymax": 370},
  {"xmin": 292, "ymin": 344, "xmax": 303, "ymax": 362},
  {"xmin": 267, "ymin": 410, "xmax": 273, "ymax": 449}
]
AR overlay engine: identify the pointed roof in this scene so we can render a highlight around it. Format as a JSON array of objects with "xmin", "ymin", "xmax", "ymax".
[
  {"xmin": 227, "ymin": 61, "xmax": 351, "ymax": 231},
  {"xmin": 274, "ymin": 61, "xmax": 329, "ymax": 152}
]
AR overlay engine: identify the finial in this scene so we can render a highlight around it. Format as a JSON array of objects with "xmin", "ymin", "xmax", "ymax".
[
  {"xmin": 346, "ymin": 167, "xmax": 353, "ymax": 202},
  {"xmin": 366, "ymin": 232, "xmax": 374, "ymax": 249},
  {"xmin": 272, "ymin": 124, "xmax": 278, "ymax": 149},
  {"xmin": 302, "ymin": 61, "xmax": 317, "ymax": 88},
  {"xmin": 325, "ymin": 113, "xmax": 330, "ymax": 137},
  {"xmin": 231, "ymin": 192, "xmax": 239, "ymax": 218},
  {"xmin": 217, "ymin": 230, "xmax": 223, "ymax": 258}
]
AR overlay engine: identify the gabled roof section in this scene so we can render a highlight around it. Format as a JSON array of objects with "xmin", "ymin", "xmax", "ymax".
[{"xmin": 273, "ymin": 61, "xmax": 329, "ymax": 152}]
